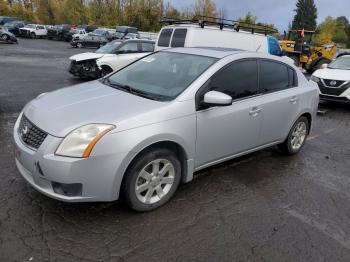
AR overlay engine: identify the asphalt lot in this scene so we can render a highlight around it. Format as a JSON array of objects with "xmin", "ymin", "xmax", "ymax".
[{"xmin": 1, "ymin": 38, "xmax": 350, "ymax": 262}]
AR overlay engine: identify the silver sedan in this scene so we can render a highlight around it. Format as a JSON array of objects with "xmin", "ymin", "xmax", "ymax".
[{"xmin": 14, "ymin": 47, "xmax": 319, "ymax": 211}]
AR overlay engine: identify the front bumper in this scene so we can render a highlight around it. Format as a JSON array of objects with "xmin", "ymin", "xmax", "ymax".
[
  {"xmin": 68, "ymin": 60, "xmax": 101, "ymax": 79},
  {"xmin": 320, "ymin": 94, "xmax": 350, "ymax": 103},
  {"xmin": 13, "ymin": 114, "xmax": 127, "ymax": 202}
]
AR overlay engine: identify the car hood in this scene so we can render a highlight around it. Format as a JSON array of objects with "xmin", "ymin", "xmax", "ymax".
[
  {"xmin": 19, "ymin": 27, "xmax": 33, "ymax": 31},
  {"xmin": 69, "ymin": 52, "xmax": 105, "ymax": 61},
  {"xmin": 313, "ymin": 68, "xmax": 350, "ymax": 81},
  {"xmin": 23, "ymin": 80, "xmax": 167, "ymax": 137}
]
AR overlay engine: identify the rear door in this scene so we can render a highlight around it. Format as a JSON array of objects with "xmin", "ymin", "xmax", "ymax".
[{"xmin": 257, "ymin": 59, "xmax": 301, "ymax": 145}]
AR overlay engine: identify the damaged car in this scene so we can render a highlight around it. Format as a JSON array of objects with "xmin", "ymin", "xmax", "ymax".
[
  {"xmin": 0, "ymin": 28, "xmax": 18, "ymax": 43},
  {"xmin": 19, "ymin": 24, "xmax": 47, "ymax": 38},
  {"xmin": 69, "ymin": 39, "xmax": 154, "ymax": 79}
]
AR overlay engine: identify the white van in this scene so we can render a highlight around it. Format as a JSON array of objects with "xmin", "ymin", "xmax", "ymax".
[{"xmin": 155, "ymin": 20, "xmax": 284, "ymax": 57}]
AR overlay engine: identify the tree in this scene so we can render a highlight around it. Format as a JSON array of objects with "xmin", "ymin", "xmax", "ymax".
[
  {"xmin": 292, "ymin": 0, "xmax": 317, "ymax": 30},
  {"xmin": 193, "ymin": 0, "xmax": 217, "ymax": 18},
  {"xmin": 239, "ymin": 11, "xmax": 257, "ymax": 24},
  {"xmin": 313, "ymin": 16, "xmax": 349, "ymax": 45}
]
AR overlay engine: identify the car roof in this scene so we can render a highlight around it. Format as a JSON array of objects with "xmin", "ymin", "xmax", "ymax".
[{"xmin": 162, "ymin": 47, "xmax": 243, "ymax": 58}]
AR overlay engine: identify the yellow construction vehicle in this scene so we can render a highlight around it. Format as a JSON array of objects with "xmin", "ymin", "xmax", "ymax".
[{"xmin": 279, "ymin": 29, "xmax": 337, "ymax": 73}]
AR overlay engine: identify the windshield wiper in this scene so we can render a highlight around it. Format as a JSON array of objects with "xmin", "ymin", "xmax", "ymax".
[{"xmin": 102, "ymin": 78, "xmax": 169, "ymax": 101}]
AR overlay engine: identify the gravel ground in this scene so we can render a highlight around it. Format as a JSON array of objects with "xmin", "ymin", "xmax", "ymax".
[{"xmin": 0, "ymin": 39, "xmax": 350, "ymax": 262}]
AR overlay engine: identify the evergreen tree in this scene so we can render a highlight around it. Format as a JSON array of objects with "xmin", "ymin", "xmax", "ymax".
[{"xmin": 292, "ymin": 0, "xmax": 317, "ymax": 30}]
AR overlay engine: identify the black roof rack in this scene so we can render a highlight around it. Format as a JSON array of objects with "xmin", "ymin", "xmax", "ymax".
[{"xmin": 160, "ymin": 15, "xmax": 278, "ymax": 35}]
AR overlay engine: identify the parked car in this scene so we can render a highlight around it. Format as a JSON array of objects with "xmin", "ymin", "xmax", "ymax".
[
  {"xmin": 0, "ymin": 16, "xmax": 17, "ymax": 26},
  {"xmin": 65, "ymin": 28, "xmax": 87, "ymax": 42},
  {"xmin": 115, "ymin": 26, "xmax": 138, "ymax": 39},
  {"xmin": 14, "ymin": 47, "xmax": 319, "ymax": 211},
  {"xmin": 3, "ymin": 20, "xmax": 27, "ymax": 36},
  {"xmin": 69, "ymin": 39, "xmax": 154, "ymax": 79},
  {"xmin": 19, "ymin": 24, "xmax": 47, "ymax": 38},
  {"xmin": 311, "ymin": 53, "xmax": 350, "ymax": 103},
  {"xmin": 70, "ymin": 32, "xmax": 108, "ymax": 48},
  {"xmin": 97, "ymin": 39, "xmax": 155, "ymax": 76},
  {"xmin": 0, "ymin": 28, "xmax": 18, "ymax": 43},
  {"xmin": 47, "ymin": 24, "xmax": 71, "ymax": 40}
]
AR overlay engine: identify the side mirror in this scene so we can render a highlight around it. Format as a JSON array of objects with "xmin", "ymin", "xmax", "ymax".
[
  {"xmin": 321, "ymin": 63, "xmax": 328, "ymax": 69},
  {"xmin": 203, "ymin": 91, "xmax": 232, "ymax": 106}
]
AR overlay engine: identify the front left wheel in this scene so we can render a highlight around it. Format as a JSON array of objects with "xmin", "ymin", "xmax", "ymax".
[
  {"xmin": 122, "ymin": 148, "xmax": 181, "ymax": 212},
  {"xmin": 1, "ymin": 34, "xmax": 9, "ymax": 41}
]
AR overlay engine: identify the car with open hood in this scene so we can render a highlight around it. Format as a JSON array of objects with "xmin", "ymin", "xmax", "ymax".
[
  {"xmin": 14, "ymin": 47, "xmax": 318, "ymax": 211},
  {"xmin": 69, "ymin": 39, "xmax": 154, "ymax": 79},
  {"xmin": 0, "ymin": 28, "xmax": 18, "ymax": 43}
]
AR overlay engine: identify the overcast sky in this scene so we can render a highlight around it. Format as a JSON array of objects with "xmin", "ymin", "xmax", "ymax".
[{"xmin": 168, "ymin": 0, "xmax": 349, "ymax": 32}]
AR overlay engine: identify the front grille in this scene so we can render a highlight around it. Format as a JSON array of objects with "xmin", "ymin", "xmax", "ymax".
[
  {"xmin": 323, "ymin": 79, "xmax": 346, "ymax": 88},
  {"xmin": 318, "ymin": 81, "xmax": 349, "ymax": 96},
  {"xmin": 18, "ymin": 115, "xmax": 48, "ymax": 149}
]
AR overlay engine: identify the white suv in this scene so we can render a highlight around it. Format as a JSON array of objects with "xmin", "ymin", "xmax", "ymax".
[{"xmin": 311, "ymin": 53, "xmax": 350, "ymax": 103}]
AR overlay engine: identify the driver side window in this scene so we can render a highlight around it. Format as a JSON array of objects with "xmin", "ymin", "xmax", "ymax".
[
  {"xmin": 210, "ymin": 60, "xmax": 259, "ymax": 100},
  {"xmin": 118, "ymin": 42, "xmax": 139, "ymax": 53}
]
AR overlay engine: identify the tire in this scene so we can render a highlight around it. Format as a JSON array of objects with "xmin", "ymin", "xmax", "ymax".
[
  {"xmin": 1, "ymin": 34, "xmax": 9, "ymax": 41},
  {"xmin": 122, "ymin": 148, "xmax": 181, "ymax": 212},
  {"xmin": 48, "ymin": 37, "xmax": 52, "ymax": 40},
  {"xmin": 278, "ymin": 116, "xmax": 309, "ymax": 155},
  {"xmin": 76, "ymin": 42, "xmax": 83, "ymax": 48},
  {"xmin": 30, "ymin": 32, "xmax": 36, "ymax": 39},
  {"xmin": 101, "ymin": 65, "xmax": 113, "ymax": 76}
]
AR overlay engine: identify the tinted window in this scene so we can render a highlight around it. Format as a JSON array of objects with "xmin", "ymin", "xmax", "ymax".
[
  {"xmin": 141, "ymin": 42, "xmax": 154, "ymax": 52},
  {"xmin": 210, "ymin": 60, "xmax": 258, "ymax": 100},
  {"xmin": 259, "ymin": 60, "xmax": 289, "ymax": 92},
  {"xmin": 158, "ymin": 28, "xmax": 173, "ymax": 47},
  {"xmin": 288, "ymin": 68, "xmax": 298, "ymax": 87},
  {"xmin": 171, "ymin": 29, "xmax": 187, "ymax": 47}
]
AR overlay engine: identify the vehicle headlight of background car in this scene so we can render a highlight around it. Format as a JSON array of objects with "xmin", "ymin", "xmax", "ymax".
[
  {"xmin": 56, "ymin": 124, "xmax": 115, "ymax": 158},
  {"xmin": 310, "ymin": 75, "xmax": 320, "ymax": 83}
]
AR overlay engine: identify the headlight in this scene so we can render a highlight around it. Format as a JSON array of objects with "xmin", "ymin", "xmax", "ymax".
[
  {"xmin": 310, "ymin": 75, "xmax": 320, "ymax": 83},
  {"xmin": 56, "ymin": 124, "xmax": 115, "ymax": 158}
]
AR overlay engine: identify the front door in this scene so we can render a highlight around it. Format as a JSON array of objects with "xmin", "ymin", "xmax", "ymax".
[{"xmin": 195, "ymin": 59, "xmax": 262, "ymax": 168}]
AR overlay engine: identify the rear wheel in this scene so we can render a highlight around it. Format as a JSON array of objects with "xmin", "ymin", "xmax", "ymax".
[
  {"xmin": 30, "ymin": 32, "xmax": 36, "ymax": 39},
  {"xmin": 122, "ymin": 148, "xmax": 181, "ymax": 212},
  {"xmin": 278, "ymin": 116, "xmax": 309, "ymax": 155},
  {"xmin": 76, "ymin": 42, "xmax": 82, "ymax": 48}
]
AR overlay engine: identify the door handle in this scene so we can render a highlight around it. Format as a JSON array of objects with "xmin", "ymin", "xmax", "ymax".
[
  {"xmin": 289, "ymin": 97, "xmax": 299, "ymax": 104},
  {"xmin": 249, "ymin": 107, "xmax": 262, "ymax": 116}
]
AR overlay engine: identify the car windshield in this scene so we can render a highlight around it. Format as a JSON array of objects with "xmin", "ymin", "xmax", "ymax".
[
  {"xmin": 328, "ymin": 56, "xmax": 350, "ymax": 70},
  {"xmin": 105, "ymin": 52, "xmax": 218, "ymax": 101},
  {"xmin": 26, "ymin": 24, "xmax": 35, "ymax": 29},
  {"xmin": 96, "ymin": 40, "xmax": 122, "ymax": 54}
]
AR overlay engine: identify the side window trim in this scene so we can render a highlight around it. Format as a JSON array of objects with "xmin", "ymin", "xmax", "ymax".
[{"xmin": 195, "ymin": 58, "xmax": 259, "ymax": 111}]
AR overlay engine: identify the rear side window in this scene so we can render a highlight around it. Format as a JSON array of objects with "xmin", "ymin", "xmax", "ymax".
[
  {"xmin": 141, "ymin": 42, "xmax": 154, "ymax": 52},
  {"xmin": 259, "ymin": 60, "xmax": 289, "ymax": 93},
  {"xmin": 171, "ymin": 29, "xmax": 187, "ymax": 47},
  {"xmin": 210, "ymin": 60, "xmax": 259, "ymax": 100},
  {"xmin": 158, "ymin": 28, "xmax": 173, "ymax": 47},
  {"xmin": 288, "ymin": 68, "xmax": 298, "ymax": 87}
]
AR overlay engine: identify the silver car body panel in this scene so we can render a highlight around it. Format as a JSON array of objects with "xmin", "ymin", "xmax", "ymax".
[{"xmin": 14, "ymin": 47, "xmax": 319, "ymax": 202}]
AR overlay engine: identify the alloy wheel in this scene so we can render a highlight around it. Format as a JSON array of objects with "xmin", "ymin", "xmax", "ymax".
[
  {"xmin": 290, "ymin": 121, "xmax": 307, "ymax": 150},
  {"xmin": 135, "ymin": 159, "xmax": 175, "ymax": 204}
]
